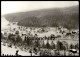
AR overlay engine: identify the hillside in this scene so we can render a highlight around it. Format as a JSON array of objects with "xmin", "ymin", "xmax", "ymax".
[{"xmin": 3, "ymin": 5, "xmax": 79, "ymax": 30}]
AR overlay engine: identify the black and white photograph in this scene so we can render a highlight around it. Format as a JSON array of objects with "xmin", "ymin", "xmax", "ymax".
[{"xmin": 1, "ymin": 1, "xmax": 79, "ymax": 56}]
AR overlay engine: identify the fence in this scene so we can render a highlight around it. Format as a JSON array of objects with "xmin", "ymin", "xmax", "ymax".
[{"xmin": 1, "ymin": 54, "xmax": 21, "ymax": 56}]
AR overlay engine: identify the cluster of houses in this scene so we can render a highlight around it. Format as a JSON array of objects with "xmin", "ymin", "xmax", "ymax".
[
  {"xmin": 1, "ymin": 17, "xmax": 79, "ymax": 40},
  {"xmin": 1, "ymin": 17, "xmax": 79, "ymax": 46},
  {"xmin": 1, "ymin": 17, "xmax": 79, "ymax": 56}
]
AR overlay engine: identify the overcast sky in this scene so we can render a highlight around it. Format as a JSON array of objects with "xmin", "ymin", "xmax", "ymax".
[{"xmin": 1, "ymin": 1, "xmax": 79, "ymax": 15}]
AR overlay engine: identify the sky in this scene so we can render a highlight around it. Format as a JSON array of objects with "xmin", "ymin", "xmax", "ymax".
[{"xmin": 1, "ymin": 1, "xmax": 79, "ymax": 15}]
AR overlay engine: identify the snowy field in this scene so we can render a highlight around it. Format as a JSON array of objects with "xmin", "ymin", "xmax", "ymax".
[
  {"xmin": 1, "ymin": 42, "xmax": 38, "ymax": 56},
  {"xmin": 1, "ymin": 42, "xmax": 79, "ymax": 56}
]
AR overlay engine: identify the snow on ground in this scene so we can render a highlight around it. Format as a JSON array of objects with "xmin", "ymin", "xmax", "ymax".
[
  {"xmin": 1, "ymin": 44, "xmax": 35, "ymax": 56},
  {"xmin": 1, "ymin": 42, "xmax": 79, "ymax": 56},
  {"xmin": 1, "ymin": 17, "xmax": 9, "ymax": 30},
  {"xmin": 29, "ymin": 27, "xmax": 62, "ymax": 37},
  {"xmin": 1, "ymin": 44, "xmax": 17, "ymax": 55}
]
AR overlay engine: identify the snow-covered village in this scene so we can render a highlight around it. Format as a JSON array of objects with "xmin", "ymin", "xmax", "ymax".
[
  {"xmin": 1, "ymin": 17, "xmax": 79, "ymax": 56},
  {"xmin": 1, "ymin": 1, "xmax": 79, "ymax": 56}
]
